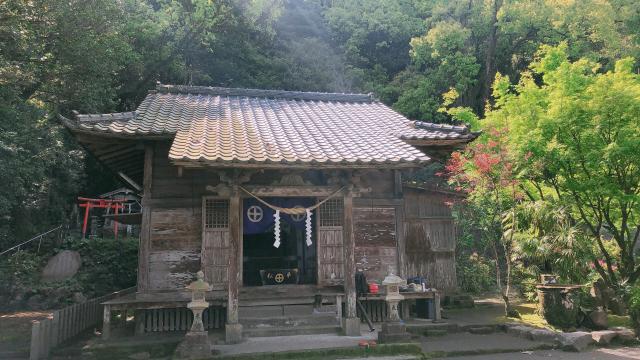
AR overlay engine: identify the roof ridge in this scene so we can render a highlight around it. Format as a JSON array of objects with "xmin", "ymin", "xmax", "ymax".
[
  {"xmin": 72, "ymin": 110, "xmax": 136, "ymax": 123},
  {"xmin": 155, "ymin": 84, "xmax": 374, "ymax": 103},
  {"xmin": 413, "ymin": 120, "xmax": 469, "ymax": 134}
]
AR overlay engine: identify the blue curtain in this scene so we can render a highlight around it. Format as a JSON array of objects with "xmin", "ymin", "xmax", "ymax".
[{"xmin": 242, "ymin": 197, "xmax": 315, "ymax": 235}]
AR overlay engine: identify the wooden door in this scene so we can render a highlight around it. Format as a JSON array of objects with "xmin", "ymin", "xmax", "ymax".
[
  {"xmin": 317, "ymin": 198, "xmax": 344, "ymax": 285},
  {"xmin": 202, "ymin": 197, "xmax": 231, "ymax": 290}
]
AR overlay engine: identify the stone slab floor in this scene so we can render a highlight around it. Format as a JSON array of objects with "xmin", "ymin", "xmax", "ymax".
[{"xmin": 419, "ymin": 332, "xmax": 553, "ymax": 353}]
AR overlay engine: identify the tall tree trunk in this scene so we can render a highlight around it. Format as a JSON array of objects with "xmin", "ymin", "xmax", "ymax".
[{"xmin": 481, "ymin": 0, "xmax": 500, "ymax": 114}]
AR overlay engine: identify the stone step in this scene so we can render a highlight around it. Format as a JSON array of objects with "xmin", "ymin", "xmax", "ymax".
[
  {"xmin": 243, "ymin": 325, "xmax": 342, "ymax": 338},
  {"xmin": 240, "ymin": 314, "xmax": 339, "ymax": 328},
  {"xmin": 239, "ymin": 304, "xmax": 337, "ymax": 317}
]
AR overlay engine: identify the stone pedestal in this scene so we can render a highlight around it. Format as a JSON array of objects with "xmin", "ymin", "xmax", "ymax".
[
  {"xmin": 173, "ymin": 331, "xmax": 211, "ymax": 359},
  {"xmin": 379, "ymin": 322, "xmax": 411, "ymax": 343},
  {"xmin": 537, "ymin": 285, "xmax": 581, "ymax": 329},
  {"xmin": 343, "ymin": 317, "xmax": 361, "ymax": 336},
  {"xmin": 225, "ymin": 323, "xmax": 243, "ymax": 344}
]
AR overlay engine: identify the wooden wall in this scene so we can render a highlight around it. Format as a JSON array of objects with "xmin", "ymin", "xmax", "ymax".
[
  {"xmin": 354, "ymin": 207, "xmax": 397, "ymax": 282},
  {"xmin": 402, "ymin": 188, "xmax": 457, "ymax": 292},
  {"xmin": 144, "ymin": 142, "xmax": 211, "ymax": 291},
  {"xmin": 139, "ymin": 142, "xmax": 457, "ymax": 294}
]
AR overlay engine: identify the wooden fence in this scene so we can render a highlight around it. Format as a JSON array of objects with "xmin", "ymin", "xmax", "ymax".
[
  {"xmin": 141, "ymin": 306, "xmax": 225, "ymax": 332},
  {"xmin": 29, "ymin": 287, "xmax": 136, "ymax": 360}
]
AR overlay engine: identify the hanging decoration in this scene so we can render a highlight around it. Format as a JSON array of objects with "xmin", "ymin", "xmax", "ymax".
[
  {"xmin": 273, "ymin": 210, "xmax": 281, "ymax": 248},
  {"xmin": 239, "ymin": 186, "xmax": 345, "ymax": 249},
  {"xmin": 305, "ymin": 209, "xmax": 313, "ymax": 247}
]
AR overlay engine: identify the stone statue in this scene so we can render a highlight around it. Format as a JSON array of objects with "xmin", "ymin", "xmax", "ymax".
[
  {"xmin": 378, "ymin": 272, "xmax": 411, "ymax": 343},
  {"xmin": 173, "ymin": 271, "xmax": 214, "ymax": 359}
]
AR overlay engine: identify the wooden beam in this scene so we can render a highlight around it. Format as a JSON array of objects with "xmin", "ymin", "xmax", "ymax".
[
  {"xmin": 103, "ymin": 152, "xmax": 143, "ymax": 167},
  {"xmin": 238, "ymin": 185, "xmax": 342, "ymax": 197},
  {"xmin": 137, "ymin": 143, "xmax": 154, "ymax": 292},
  {"xmin": 92, "ymin": 144, "xmax": 135, "ymax": 157},
  {"xmin": 117, "ymin": 171, "xmax": 142, "ymax": 192}
]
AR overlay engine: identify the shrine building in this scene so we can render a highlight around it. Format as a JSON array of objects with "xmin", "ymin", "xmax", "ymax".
[{"xmin": 60, "ymin": 84, "xmax": 478, "ymax": 342}]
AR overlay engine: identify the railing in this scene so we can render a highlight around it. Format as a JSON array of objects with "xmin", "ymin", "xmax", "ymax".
[
  {"xmin": 29, "ymin": 286, "xmax": 136, "ymax": 360},
  {"xmin": 0, "ymin": 225, "xmax": 67, "ymax": 257}
]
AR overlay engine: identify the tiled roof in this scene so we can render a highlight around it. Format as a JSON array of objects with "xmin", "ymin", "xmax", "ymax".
[{"xmin": 62, "ymin": 85, "xmax": 477, "ymax": 167}]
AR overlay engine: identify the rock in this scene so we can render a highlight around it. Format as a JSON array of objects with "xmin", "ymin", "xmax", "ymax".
[
  {"xmin": 609, "ymin": 297, "xmax": 627, "ymax": 315},
  {"xmin": 589, "ymin": 308, "xmax": 608, "ymax": 329},
  {"xmin": 528, "ymin": 329, "xmax": 560, "ymax": 343},
  {"xmin": 590, "ymin": 330, "xmax": 617, "ymax": 345},
  {"xmin": 559, "ymin": 331, "xmax": 594, "ymax": 351},
  {"xmin": 468, "ymin": 326, "xmax": 494, "ymax": 334},
  {"xmin": 73, "ymin": 292, "xmax": 87, "ymax": 303},
  {"xmin": 506, "ymin": 325, "xmax": 536, "ymax": 338},
  {"xmin": 42, "ymin": 250, "xmax": 81, "ymax": 282},
  {"xmin": 612, "ymin": 328, "xmax": 636, "ymax": 341},
  {"xmin": 128, "ymin": 352, "xmax": 150, "ymax": 360}
]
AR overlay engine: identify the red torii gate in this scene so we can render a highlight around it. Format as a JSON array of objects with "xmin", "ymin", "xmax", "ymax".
[{"xmin": 78, "ymin": 197, "xmax": 124, "ymax": 239}]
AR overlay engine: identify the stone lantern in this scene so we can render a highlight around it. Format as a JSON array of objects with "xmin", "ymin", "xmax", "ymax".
[
  {"xmin": 174, "ymin": 271, "xmax": 213, "ymax": 359},
  {"xmin": 378, "ymin": 272, "xmax": 411, "ymax": 343}
]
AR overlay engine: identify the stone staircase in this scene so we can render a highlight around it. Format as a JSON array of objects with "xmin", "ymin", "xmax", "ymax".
[{"xmin": 239, "ymin": 303, "xmax": 342, "ymax": 338}]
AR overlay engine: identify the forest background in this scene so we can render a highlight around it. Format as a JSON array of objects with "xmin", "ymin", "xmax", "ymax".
[{"xmin": 2, "ymin": 0, "xmax": 639, "ymax": 307}]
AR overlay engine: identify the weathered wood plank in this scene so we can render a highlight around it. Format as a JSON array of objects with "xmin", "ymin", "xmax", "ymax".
[
  {"xmin": 227, "ymin": 189, "xmax": 240, "ymax": 325},
  {"xmin": 343, "ymin": 189, "xmax": 356, "ymax": 319},
  {"xmin": 138, "ymin": 143, "xmax": 154, "ymax": 291}
]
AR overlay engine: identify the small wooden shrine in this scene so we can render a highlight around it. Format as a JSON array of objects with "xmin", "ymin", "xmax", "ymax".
[{"xmin": 60, "ymin": 85, "xmax": 477, "ymax": 341}]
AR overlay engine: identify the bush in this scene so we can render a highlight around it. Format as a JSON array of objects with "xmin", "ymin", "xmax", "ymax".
[
  {"xmin": 0, "ymin": 251, "xmax": 44, "ymax": 303},
  {"xmin": 0, "ymin": 236, "xmax": 138, "ymax": 311},
  {"xmin": 628, "ymin": 284, "xmax": 640, "ymax": 335},
  {"xmin": 61, "ymin": 237, "xmax": 138, "ymax": 297},
  {"xmin": 456, "ymin": 252, "xmax": 495, "ymax": 294}
]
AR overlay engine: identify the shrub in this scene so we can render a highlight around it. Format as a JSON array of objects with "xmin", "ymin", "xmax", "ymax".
[
  {"xmin": 0, "ymin": 251, "xmax": 44, "ymax": 299},
  {"xmin": 60, "ymin": 237, "xmax": 138, "ymax": 298},
  {"xmin": 0, "ymin": 236, "xmax": 138, "ymax": 311},
  {"xmin": 456, "ymin": 252, "xmax": 495, "ymax": 294},
  {"xmin": 629, "ymin": 284, "xmax": 640, "ymax": 335}
]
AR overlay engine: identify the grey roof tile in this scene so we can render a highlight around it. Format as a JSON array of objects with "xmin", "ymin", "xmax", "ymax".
[{"xmin": 65, "ymin": 85, "xmax": 477, "ymax": 166}]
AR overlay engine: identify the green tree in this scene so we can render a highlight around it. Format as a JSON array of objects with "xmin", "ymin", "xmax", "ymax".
[{"xmin": 484, "ymin": 44, "xmax": 640, "ymax": 292}]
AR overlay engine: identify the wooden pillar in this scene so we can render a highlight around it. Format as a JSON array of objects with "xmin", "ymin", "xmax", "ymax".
[
  {"xmin": 225, "ymin": 186, "xmax": 243, "ymax": 343},
  {"xmin": 102, "ymin": 305, "xmax": 111, "ymax": 340},
  {"xmin": 134, "ymin": 310, "xmax": 146, "ymax": 335},
  {"xmin": 433, "ymin": 291, "xmax": 442, "ymax": 322},
  {"xmin": 342, "ymin": 186, "xmax": 360, "ymax": 335},
  {"xmin": 393, "ymin": 170, "xmax": 403, "ymax": 198},
  {"xmin": 137, "ymin": 143, "xmax": 153, "ymax": 292}
]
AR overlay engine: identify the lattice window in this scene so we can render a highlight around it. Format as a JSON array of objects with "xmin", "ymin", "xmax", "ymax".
[
  {"xmin": 204, "ymin": 199, "xmax": 229, "ymax": 229},
  {"xmin": 319, "ymin": 198, "xmax": 343, "ymax": 227}
]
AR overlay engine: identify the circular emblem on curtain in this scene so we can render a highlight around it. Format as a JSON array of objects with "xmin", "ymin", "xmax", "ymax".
[
  {"xmin": 247, "ymin": 205, "xmax": 263, "ymax": 222},
  {"xmin": 290, "ymin": 206, "xmax": 306, "ymax": 222}
]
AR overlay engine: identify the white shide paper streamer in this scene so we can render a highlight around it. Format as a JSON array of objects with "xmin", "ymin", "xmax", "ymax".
[
  {"xmin": 305, "ymin": 209, "xmax": 313, "ymax": 247},
  {"xmin": 273, "ymin": 209, "xmax": 281, "ymax": 248}
]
